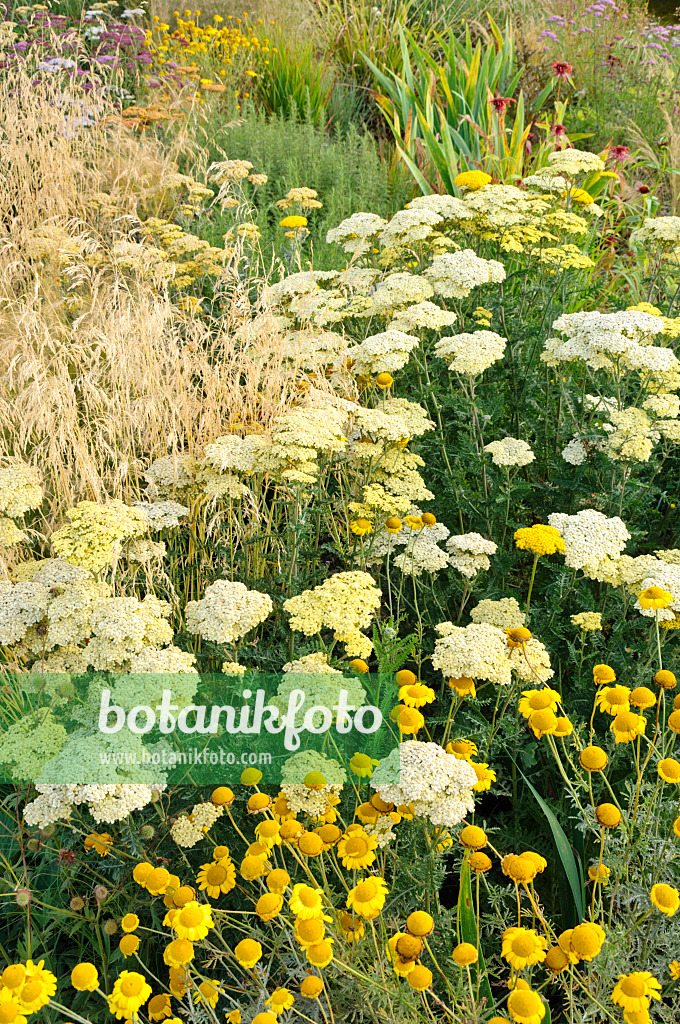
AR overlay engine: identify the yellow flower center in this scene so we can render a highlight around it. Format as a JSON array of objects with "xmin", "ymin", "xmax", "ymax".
[
  {"xmin": 512, "ymin": 934, "xmax": 538, "ymax": 957},
  {"xmin": 614, "ymin": 711, "xmax": 638, "ymax": 731},
  {"xmin": 179, "ymin": 906, "xmax": 204, "ymax": 927},
  {"xmin": 661, "ymin": 758, "xmax": 680, "ymax": 780},
  {"xmin": 298, "ymin": 919, "xmax": 324, "ymax": 942},
  {"xmin": 346, "ymin": 836, "xmax": 369, "ymax": 856},
  {"xmin": 299, "ymin": 887, "xmax": 319, "ymax": 907},
  {"xmin": 20, "ymin": 981, "xmax": 43, "ymax": 1003},
  {"xmin": 0, "ymin": 1005, "xmax": 19, "ymax": 1023},
  {"xmin": 509, "ymin": 991, "xmax": 541, "ymax": 1015},
  {"xmin": 620, "ymin": 975, "xmax": 646, "ymax": 997},
  {"xmin": 2, "ymin": 967, "xmax": 25, "ymax": 990},
  {"xmin": 206, "ymin": 865, "xmax": 228, "ymax": 885},
  {"xmin": 120, "ymin": 975, "xmax": 144, "ymax": 997},
  {"xmin": 654, "ymin": 884, "xmax": 676, "ymax": 908},
  {"xmin": 354, "ymin": 880, "xmax": 377, "ymax": 901}
]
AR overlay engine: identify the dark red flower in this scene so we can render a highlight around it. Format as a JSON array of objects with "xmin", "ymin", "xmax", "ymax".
[
  {"xmin": 637, "ymin": 185, "xmax": 651, "ymax": 194},
  {"xmin": 609, "ymin": 145, "xmax": 630, "ymax": 162},
  {"xmin": 551, "ymin": 60, "xmax": 573, "ymax": 78},
  {"xmin": 490, "ymin": 96, "xmax": 514, "ymax": 114},
  {"xmin": 58, "ymin": 848, "xmax": 76, "ymax": 865},
  {"xmin": 550, "ymin": 123, "xmax": 568, "ymax": 137}
]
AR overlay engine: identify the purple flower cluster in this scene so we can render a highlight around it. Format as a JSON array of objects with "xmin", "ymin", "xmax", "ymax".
[
  {"xmin": 2, "ymin": 9, "xmax": 178, "ymax": 94},
  {"xmin": 538, "ymin": 0, "xmax": 680, "ymax": 68}
]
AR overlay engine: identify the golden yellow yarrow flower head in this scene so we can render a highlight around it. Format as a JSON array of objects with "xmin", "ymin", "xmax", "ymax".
[
  {"xmin": 565, "ymin": 187, "xmax": 595, "ymax": 204},
  {"xmin": 514, "ymin": 524, "xmax": 565, "ymax": 555},
  {"xmin": 454, "ymin": 170, "xmax": 492, "ymax": 190},
  {"xmin": 279, "ymin": 215, "xmax": 307, "ymax": 229}
]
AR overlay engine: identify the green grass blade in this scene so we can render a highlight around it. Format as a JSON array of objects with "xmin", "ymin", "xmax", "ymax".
[
  {"xmin": 457, "ymin": 858, "xmax": 494, "ymax": 1014},
  {"xmin": 521, "ymin": 771, "xmax": 585, "ymax": 922}
]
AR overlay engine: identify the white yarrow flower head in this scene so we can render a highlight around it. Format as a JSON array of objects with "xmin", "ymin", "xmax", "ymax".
[
  {"xmin": 435, "ymin": 331, "xmax": 506, "ymax": 376},
  {"xmin": 548, "ymin": 509, "xmax": 630, "ymax": 576},
  {"xmin": 344, "ymin": 330, "xmax": 420, "ymax": 376},
  {"xmin": 185, "ymin": 580, "xmax": 273, "ymax": 644},
  {"xmin": 371, "ymin": 741, "xmax": 477, "ymax": 828},
  {"xmin": 630, "ymin": 216, "xmax": 680, "ymax": 246},
  {"xmin": 326, "ymin": 212, "xmax": 388, "ymax": 255},
  {"xmin": 562, "ymin": 438, "xmax": 588, "ymax": 465},
  {"xmin": 424, "ymin": 249, "xmax": 506, "ymax": 298},
  {"xmin": 547, "ymin": 148, "xmax": 606, "ymax": 175},
  {"xmin": 484, "ymin": 437, "xmax": 535, "ymax": 467},
  {"xmin": 446, "ymin": 533, "xmax": 497, "ymax": 578},
  {"xmin": 432, "ymin": 621, "xmax": 511, "ymax": 685}
]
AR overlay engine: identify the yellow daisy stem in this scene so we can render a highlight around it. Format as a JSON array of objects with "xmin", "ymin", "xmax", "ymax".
[
  {"xmin": 546, "ymin": 735, "xmax": 587, "ymax": 814},
  {"xmin": 423, "ymin": 936, "xmax": 458, "ymax": 1004},
  {"xmin": 464, "ymin": 963, "xmax": 476, "ymax": 1014},
  {"xmin": 522, "ymin": 882, "xmax": 555, "ymax": 943},
  {"xmin": 568, "ymin": 969, "xmax": 620, "ymax": 1023},
  {"xmin": 590, "ymin": 828, "xmax": 605, "ymax": 921},
  {"xmin": 48, "ymin": 1000, "xmax": 97, "ymax": 1024},
  {"xmin": 589, "ymin": 689, "xmax": 601, "ymax": 745},
  {"xmin": 442, "ymin": 690, "xmax": 461, "ymax": 747}
]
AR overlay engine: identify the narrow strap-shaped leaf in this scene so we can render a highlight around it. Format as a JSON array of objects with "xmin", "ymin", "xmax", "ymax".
[
  {"xmin": 521, "ymin": 771, "xmax": 585, "ymax": 922},
  {"xmin": 457, "ymin": 858, "xmax": 494, "ymax": 1013}
]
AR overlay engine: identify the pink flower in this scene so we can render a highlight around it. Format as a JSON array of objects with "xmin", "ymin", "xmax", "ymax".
[{"xmin": 552, "ymin": 60, "xmax": 573, "ymax": 76}]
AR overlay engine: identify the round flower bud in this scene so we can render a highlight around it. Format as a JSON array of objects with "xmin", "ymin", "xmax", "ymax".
[
  {"xmin": 469, "ymin": 851, "xmax": 492, "ymax": 872},
  {"xmin": 406, "ymin": 911, "xmax": 434, "ymax": 937},
  {"xmin": 595, "ymin": 803, "xmax": 621, "ymax": 829},
  {"xmin": 655, "ymin": 669, "xmax": 677, "ymax": 690},
  {"xmin": 579, "ymin": 746, "xmax": 608, "ymax": 772},
  {"xmin": 452, "ymin": 942, "xmax": 478, "ymax": 966},
  {"xmin": 211, "ymin": 786, "xmax": 235, "ymax": 806},
  {"xmin": 459, "ymin": 825, "xmax": 487, "ymax": 850}
]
